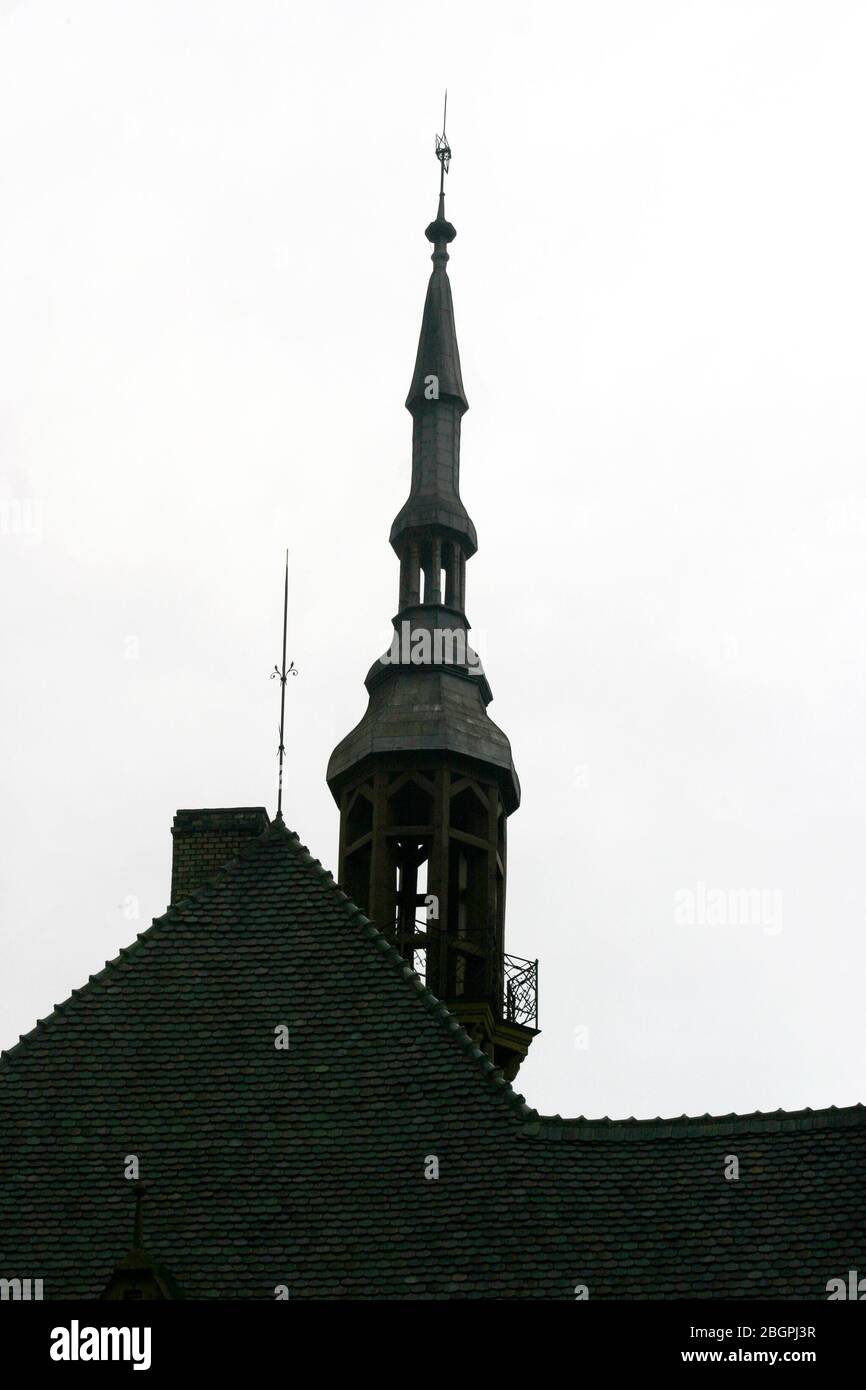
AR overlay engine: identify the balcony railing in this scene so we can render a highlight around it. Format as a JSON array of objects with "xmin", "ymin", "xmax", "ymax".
[{"xmin": 504, "ymin": 954, "xmax": 538, "ymax": 1029}]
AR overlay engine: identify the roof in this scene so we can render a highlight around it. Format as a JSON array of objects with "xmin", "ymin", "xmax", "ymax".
[
  {"xmin": 1, "ymin": 820, "xmax": 862, "ymax": 1299},
  {"xmin": 327, "ymin": 666, "xmax": 521, "ymax": 811},
  {"xmin": 405, "ymin": 213, "xmax": 468, "ymax": 415},
  {"xmin": 390, "ymin": 198, "xmax": 478, "ymax": 558}
]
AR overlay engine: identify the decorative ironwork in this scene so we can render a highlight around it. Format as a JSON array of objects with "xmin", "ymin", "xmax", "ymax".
[
  {"xmin": 504, "ymin": 954, "xmax": 538, "ymax": 1028},
  {"xmin": 436, "ymin": 91, "xmax": 451, "ymax": 187}
]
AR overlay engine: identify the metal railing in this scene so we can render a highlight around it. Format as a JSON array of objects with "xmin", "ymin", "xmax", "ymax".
[{"xmin": 504, "ymin": 954, "xmax": 538, "ymax": 1028}]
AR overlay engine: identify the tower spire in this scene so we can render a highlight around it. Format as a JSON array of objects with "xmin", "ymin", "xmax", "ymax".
[
  {"xmin": 99, "ymin": 1183, "xmax": 184, "ymax": 1300},
  {"xmin": 401, "ymin": 98, "xmax": 471, "ymax": 542},
  {"xmin": 327, "ymin": 112, "xmax": 537, "ymax": 1080}
]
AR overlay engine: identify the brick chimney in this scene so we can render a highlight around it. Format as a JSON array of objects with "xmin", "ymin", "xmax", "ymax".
[{"xmin": 170, "ymin": 808, "xmax": 270, "ymax": 904}]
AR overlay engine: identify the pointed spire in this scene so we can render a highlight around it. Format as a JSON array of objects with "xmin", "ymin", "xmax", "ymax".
[
  {"xmin": 405, "ymin": 95, "xmax": 468, "ymax": 415},
  {"xmin": 100, "ymin": 1183, "xmax": 184, "ymax": 1300},
  {"xmin": 392, "ymin": 106, "xmax": 476, "ymax": 558}
]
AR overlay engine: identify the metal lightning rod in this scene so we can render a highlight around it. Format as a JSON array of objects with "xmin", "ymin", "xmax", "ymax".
[{"xmin": 271, "ymin": 549, "xmax": 297, "ymax": 821}]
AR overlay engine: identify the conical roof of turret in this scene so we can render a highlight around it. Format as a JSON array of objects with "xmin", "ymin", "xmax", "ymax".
[{"xmin": 405, "ymin": 192, "xmax": 468, "ymax": 415}]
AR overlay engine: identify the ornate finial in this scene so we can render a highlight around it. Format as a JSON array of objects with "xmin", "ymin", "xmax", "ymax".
[
  {"xmin": 435, "ymin": 90, "xmax": 451, "ymax": 201},
  {"xmin": 270, "ymin": 550, "xmax": 298, "ymax": 821}
]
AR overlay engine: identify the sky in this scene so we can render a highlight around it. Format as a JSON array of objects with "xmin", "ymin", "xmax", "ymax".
[{"xmin": 1, "ymin": 0, "xmax": 864, "ymax": 1121}]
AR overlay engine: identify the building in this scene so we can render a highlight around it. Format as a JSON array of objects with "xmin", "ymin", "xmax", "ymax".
[{"xmin": 0, "ymin": 155, "xmax": 862, "ymax": 1301}]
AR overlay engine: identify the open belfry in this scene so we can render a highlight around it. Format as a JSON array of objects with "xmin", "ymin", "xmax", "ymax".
[
  {"xmin": 0, "ymin": 121, "xmax": 863, "ymax": 1302},
  {"xmin": 327, "ymin": 126, "xmax": 536, "ymax": 1081}
]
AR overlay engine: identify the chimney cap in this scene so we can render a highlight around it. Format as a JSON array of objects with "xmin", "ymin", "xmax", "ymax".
[{"xmin": 171, "ymin": 808, "xmax": 270, "ymax": 837}]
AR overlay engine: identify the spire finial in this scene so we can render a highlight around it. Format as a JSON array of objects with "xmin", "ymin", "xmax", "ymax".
[
  {"xmin": 427, "ymin": 92, "xmax": 456, "ymax": 250},
  {"xmin": 270, "ymin": 549, "xmax": 297, "ymax": 821},
  {"xmin": 436, "ymin": 90, "xmax": 450, "ymax": 209}
]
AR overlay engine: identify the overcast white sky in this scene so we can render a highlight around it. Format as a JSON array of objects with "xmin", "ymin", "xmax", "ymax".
[{"xmin": 1, "ymin": 0, "xmax": 864, "ymax": 1121}]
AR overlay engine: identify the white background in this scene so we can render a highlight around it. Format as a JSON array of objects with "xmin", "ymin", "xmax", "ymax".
[{"xmin": 1, "ymin": 0, "xmax": 864, "ymax": 1120}]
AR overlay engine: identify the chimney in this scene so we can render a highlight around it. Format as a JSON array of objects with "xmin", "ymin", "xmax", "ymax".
[{"xmin": 170, "ymin": 807, "xmax": 270, "ymax": 904}]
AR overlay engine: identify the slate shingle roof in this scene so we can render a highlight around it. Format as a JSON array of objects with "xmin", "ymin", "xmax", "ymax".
[{"xmin": 0, "ymin": 820, "xmax": 862, "ymax": 1300}]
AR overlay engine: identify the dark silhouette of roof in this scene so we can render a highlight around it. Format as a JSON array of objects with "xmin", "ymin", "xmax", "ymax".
[{"xmin": 1, "ymin": 819, "xmax": 862, "ymax": 1299}]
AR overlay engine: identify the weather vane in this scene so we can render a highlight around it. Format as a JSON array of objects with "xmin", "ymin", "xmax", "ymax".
[
  {"xmin": 270, "ymin": 549, "xmax": 298, "ymax": 821},
  {"xmin": 435, "ymin": 89, "xmax": 450, "ymax": 197}
]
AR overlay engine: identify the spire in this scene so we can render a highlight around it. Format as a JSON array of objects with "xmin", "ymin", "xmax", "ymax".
[
  {"xmin": 404, "ymin": 211, "xmax": 467, "ymax": 414},
  {"xmin": 405, "ymin": 94, "xmax": 468, "ymax": 416},
  {"xmin": 327, "ymin": 111, "xmax": 534, "ymax": 1078},
  {"xmin": 100, "ymin": 1184, "xmax": 184, "ymax": 1301},
  {"xmin": 329, "ymin": 103, "xmax": 519, "ymax": 807},
  {"xmin": 392, "ymin": 101, "xmax": 476, "ymax": 558}
]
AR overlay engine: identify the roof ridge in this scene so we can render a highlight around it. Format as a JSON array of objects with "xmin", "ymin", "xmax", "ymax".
[{"xmin": 522, "ymin": 1101, "xmax": 866, "ymax": 1140}]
